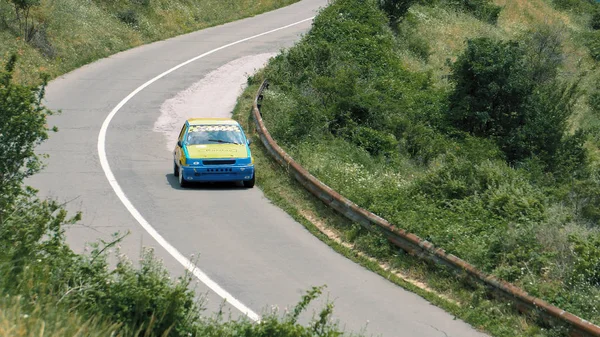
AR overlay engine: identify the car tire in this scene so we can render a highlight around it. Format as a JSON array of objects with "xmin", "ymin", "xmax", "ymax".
[
  {"xmin": 173, "ymin": 161, "xmax": 179, "ymax": 177},
  {"xmin": 243, "ymin": 173, "xmax": 255, "ymax": 188},
  {"xmin": 178, "ymin": 168, "xmax": 188, "ymax": 188}
]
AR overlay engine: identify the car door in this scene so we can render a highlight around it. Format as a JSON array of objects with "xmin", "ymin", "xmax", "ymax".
[{"xmin": 174, "ymin": 122, "xmax": 187, "ymax": 165}]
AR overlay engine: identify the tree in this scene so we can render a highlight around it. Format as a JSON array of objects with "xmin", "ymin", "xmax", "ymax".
[
  {"xmin": 447, "ymin": 37, "xmax": 585, "ymax": 174},
  {"xmin": 377, "ymin": 0, "xmax": 418, "ymax": 28},
  {"xmin": 9, "ymin": 0, "xmax": 41, "ymax": 41},
  {"xmin": 448, "ymin": 38, "xmax": 533, "ymax": 140},
  {"xmin": 0, "ymin": 54, "xmax": 55, "ymax": 222}
]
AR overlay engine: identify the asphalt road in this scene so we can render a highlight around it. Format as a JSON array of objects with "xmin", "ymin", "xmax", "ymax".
[{"xmin": 29, "ymin": 1, "xmax": 489, "ymax": 336}]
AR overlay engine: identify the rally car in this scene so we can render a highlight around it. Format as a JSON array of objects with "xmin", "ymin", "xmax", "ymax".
[{"xmin": 173, "ymin": 118, "xmax": 255, "ymax": 188}]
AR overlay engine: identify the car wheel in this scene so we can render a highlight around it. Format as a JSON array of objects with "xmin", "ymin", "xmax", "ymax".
[
  {"xmin": 178, "ymin": 168, "xmax": 188, "ymax": 188},
  {"xmin": 243, "ymin": 172, "xmax": 255, "ymax": 188},
  {"xmin": 173, "ymin": 161, "xmax": 179, "ymax": 177}
]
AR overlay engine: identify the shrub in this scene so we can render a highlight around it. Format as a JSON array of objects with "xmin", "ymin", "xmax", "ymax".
[
  {"xmin": 520, "ymin": 24, "xmax": 566, "ymax": 84},
  {"xmin": 569, "ymin": 232, "xmax": 600, "ymax": 286},
  {"xmin": 448, "ymin": 0, "xmax": 502, "ymax": 24},
  {"xmin": 0, "ymin": 55, "xmax": 54, "ymax": 222},
  {"xmin": 117, "ymin": 9, "xmax": 139, "ymax": 27},
  {"xmin": 448, "ymin": 37, "xmax": 585, "ymax": 174},
  {"xmin": 584, "ymin": 31, "xmax": 600, "ymax": 60},
  {"xmin": 377, "ymin": 0, "xmax": 418, "ymax": 27},
  {"xmin": 570, "ymin": 171, "xmax": 600, "ymax": 224},
  {"xmin": 8, "ymin": 0, "xmax": 42, "ymax": 41},
  {"xmin": 448, "ymin": 38, "xmax": 532, "ymax": 139},
  {"xmin": 29, "ymin": 23, "xmax": 56, "ymax": 58},
  {"xmin": 589, "ymin": 81, "xmax": 600, "ymax": 116},
  {"xmin": 396, "ymin": 13, "xmax": 431, "ymax": 60},
  {"xmin": 348, "ymin": 126, "xmax": 398, "ymax": 158},
  {"xmin": 591, "ymin": 5, "xmax": 600, "ymax": 30}
]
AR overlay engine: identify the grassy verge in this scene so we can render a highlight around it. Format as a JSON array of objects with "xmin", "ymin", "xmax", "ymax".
[
  {"xmin": 233, "ymin": 78, "xmax": 563, "ymax": 337},
  {"xmin": 0, "ymin": 0, "xmax": 299, "ymax": 84}
]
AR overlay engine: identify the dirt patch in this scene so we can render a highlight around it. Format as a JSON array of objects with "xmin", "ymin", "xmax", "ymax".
[
  {"xmin": 153, "ymin": 53, "xmax": 277, "ymax": 151},
  {"xmin": 298, "ymin": 209, "xmax": 459, "ymax": 306}
]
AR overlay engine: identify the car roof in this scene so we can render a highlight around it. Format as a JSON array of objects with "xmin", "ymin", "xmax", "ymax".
[{"xmin": 187, "ymin": 118, "xmax": 239, "ymax": 126}]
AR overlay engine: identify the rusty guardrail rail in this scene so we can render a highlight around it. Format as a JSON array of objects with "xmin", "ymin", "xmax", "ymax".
[{"xmin": 251, "ymin": 79, "xmax": 600, "ymax": 337}]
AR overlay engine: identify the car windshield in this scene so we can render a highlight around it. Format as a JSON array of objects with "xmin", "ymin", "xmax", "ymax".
[{"xmin": 186, "ymin": 124, "xmax": 245, "ymax": 145}]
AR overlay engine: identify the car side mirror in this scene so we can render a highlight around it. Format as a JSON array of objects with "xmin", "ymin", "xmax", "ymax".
[
  {"xmin": 247, "ymin": 139, "xmax": 252, "ymax": 145},
  {"xmin": 177, "ymin": 140, "xmax": 183, "ymax": 147}
]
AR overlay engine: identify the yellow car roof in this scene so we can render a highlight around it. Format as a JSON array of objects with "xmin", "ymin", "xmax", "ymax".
[{"xmin": 187, "ymin": 118, "xmax": 238, "ymax": 126}]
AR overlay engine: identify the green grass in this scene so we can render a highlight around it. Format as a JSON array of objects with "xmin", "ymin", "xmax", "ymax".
[
  {"xmin": 233, "ymin": 78, "xmax": 567, "ymax": 337},
  {"xmin": 0, "ymin": 0, "xmax": 299, "ymax": 84}
]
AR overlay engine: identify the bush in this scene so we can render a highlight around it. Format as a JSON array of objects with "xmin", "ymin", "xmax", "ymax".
[
  {"xmin": 448, "ymin": 37, "xmax": 585, "ymax": 174},
  {"xmin": 520, "ymin": 24, "xmax": 566, "ymax": 84},
  {"xmin": 591, "ymin": 5, "xmax": 600, "ymax": 30},
  {"xmin": 377, "ymin": 0, "xmax": 418, "ymax": 27},
  {"xmin": 348, "ymin": 126, "xmax": 398, "ymax": 158},
  {"xmin": 117, "ymin": 9, "xmax": 139, "ymax": 27},
  {"xmin": 448, "ymin": 38, "xmax": 532, "ymax": 139},
  {"xmin": 8, "ymin": 0, "xmax": 42, "ymax": 41},
  {"xmin": 29, "ymin": 23, "xmax": 56, "ymax": 58},
  {"xmin": 448, "ymin": 0, "xmax": 502, "ymax": 24},
  {"xmin": 570, "ymin": 233, "xmax": 600, "ymax": 286},
  {"xmin": 553, "ymin": 0, "xmax": 597, "ymax": 12},
  {"xmin": 584, "ymin": 31, "xmax": 600, "ymax": 60},
  {"xmin": 589, "ymin": 82, "xmax": 600, "ymax": 116},
  {"xmin": 396, "ymin": 13, "xmax": 431, "ymax": 60},
  {"xmin": 0, "ymin": 55, "xmax": 54, "ymax": 222}
]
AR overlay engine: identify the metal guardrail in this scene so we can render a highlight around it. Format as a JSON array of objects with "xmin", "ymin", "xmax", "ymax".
[{"xmin": 251, "ymin": 79, "xmax": 600, "ymax": 337}]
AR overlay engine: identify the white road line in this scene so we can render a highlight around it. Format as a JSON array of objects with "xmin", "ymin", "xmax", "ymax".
[{"xmin": 97, "ymin": 16, "xmax": 315, "ymax": 322}]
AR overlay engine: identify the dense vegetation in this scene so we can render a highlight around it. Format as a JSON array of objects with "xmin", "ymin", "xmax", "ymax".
[
  {"xmin": 0, "ymin": 0, "xmax": 299, "ymax": 84},
  {"xmin": 259, "ymin": 0, "xmax": 600, "ymax": 329}
]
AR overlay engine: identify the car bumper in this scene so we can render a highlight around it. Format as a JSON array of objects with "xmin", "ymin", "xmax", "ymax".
[{"xmin": 180, "ymin": 165, "xmax": 254, "ymax": 182}]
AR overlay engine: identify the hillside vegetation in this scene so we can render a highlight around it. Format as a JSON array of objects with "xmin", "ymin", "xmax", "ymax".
[
  {"xmin": 0, "ymin": 0, "xmax": 298, "ymax": 84},
  {"xmin": 257, "ymin": 0, "xmax": 600, "ymax": 332},
  {"xmin": 0, "ymin": 0, "xmax": 364, "ymax": 336}
]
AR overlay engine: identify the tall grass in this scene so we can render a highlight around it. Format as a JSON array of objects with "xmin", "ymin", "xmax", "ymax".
[{"xmin": 0, "ymin": 0, "xmax": 299, "ymax": 84}]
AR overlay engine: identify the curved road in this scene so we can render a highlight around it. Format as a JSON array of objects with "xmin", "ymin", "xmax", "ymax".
[{"xmin": 30, "ymin": 1, "xmax": 488, "ymax": 336}]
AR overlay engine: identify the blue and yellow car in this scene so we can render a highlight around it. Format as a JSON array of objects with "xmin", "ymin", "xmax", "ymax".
[{"xmin": 173, "ymin": 118, "xmax": 255, "ymax": 188}]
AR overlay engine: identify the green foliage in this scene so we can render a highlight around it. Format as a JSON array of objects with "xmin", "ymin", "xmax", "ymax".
[
  {"xmin": 570, "ymin": 171, "xmax": 600, "ymax": 223},
  {"xmin": 353, "ymin": 231, "xmax": 395, "ymax": 259},
  {"xmin": 591, "ymin": 4, "xmax": 600, "ymax": 30},
  {"xmin": 263, "ymin": 0, "xmax": 445, "ymax": 164},
  {"xmin": 377, "ymin": 0, "xmax": 418, "ymax": 27},
  {"xmin": 552, "ymin": 0, "xmax": 598, "ymax": 13},
  {"xmin": 589, "ymin": 80, "xmax": 600, "ymax": 116},
  {"xmin": 0, "ymin": 54, "xmax": 54, "ymax": 222},
  {"xmin": 195, "ymin": 287, "xmax": 346, "ymax": 337},
  {"xmin": 257, "ymin": 0, "xmax": 600, "ymax": 328},
  {"xmin": 8, "ymin": 0, "xmax": 41, "ymax": 41},
  {"xmin": 69, "ymin": 246, "xmax": 201, "ymax": 336},
  {"xmin": 0, "ymin": 195, "xmax": 79, "ymax": 290},
  {"xmin": 569, "ymin": 232, "xmax": 600, "ymax": 286},
  {"xmin": 448, "ymin": 38, "xmax": 532, "ymax": 139},
  {"xmin": 116, "ymin": 8, "xmax": 140, "ymax": 27},
  {"xmin": 521, "ymin": 25, "xmax": 565, "ymax": 84},
  {"xmin": 348, "ymin": 126, "xmax": 398, "ymax": 158},
  {"xmin": 0, "ymin": 193, "xmax": 200, "ymax": 336},
  {"xmin": 584, "ymin": 31, "xmax": 600, "ymax": 60},
  {"xmin": 447, "ymin": 36, "xmax": 585, "ymax": 176},
  {"xmin": 395, "ymin": 13, "xmax": 431, "ymax": 60},
  {"xmin": 448, "ymin": 0, "xmax": 502, "ymax": 24}
]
